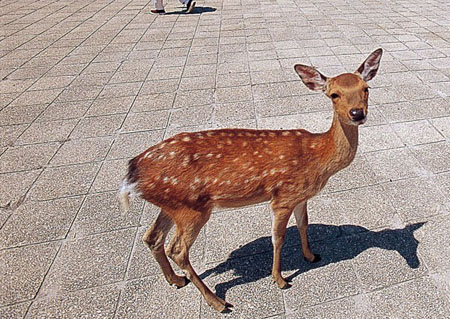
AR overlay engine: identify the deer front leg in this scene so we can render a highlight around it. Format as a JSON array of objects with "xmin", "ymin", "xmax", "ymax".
[
  {"xmin": 293, "ymin": 201, "xmax": 321, "ymax": 263},
  {"xmin": 270, "ymin": 202, "xmax": 292, "ymax": 289}
]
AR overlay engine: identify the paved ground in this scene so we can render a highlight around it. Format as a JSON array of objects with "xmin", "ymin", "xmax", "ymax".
[{"xmin": 1, "ymin": 0, "xmax": 450, "ymax": 318}]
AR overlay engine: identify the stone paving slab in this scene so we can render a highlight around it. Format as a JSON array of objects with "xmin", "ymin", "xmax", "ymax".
[{"xmin": 1, "ymin": 0, "xmax": 450, "ymax": 318}]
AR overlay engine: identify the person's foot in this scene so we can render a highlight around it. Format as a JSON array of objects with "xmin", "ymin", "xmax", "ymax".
[
  {"xmin": 150, "ymin": 9, "xmax": 166, "ymax": 14},
  {"xmin": 186, "ymin": 0, "xmax": 196, "ymax": 13}
]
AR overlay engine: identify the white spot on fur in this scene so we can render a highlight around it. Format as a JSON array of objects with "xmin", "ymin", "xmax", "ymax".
[
  {"xmin": 169, "ymin": 151, "xmax": 176, "ymax": 158},
  {"xmin": 270, "ymin": 168, "xmax": 277, "ymax": 175},
  {"xmin": 193, "ymin": 153, "xmax": 200, "ymax": 160},
  {"xmin": 163, "ymin": 177, "xmax": 169, "ymax": 183},
  {"xmin": 282, "ymin": 131, "xmax": 291, "ymax": 136},
  {"xmin": 170, "ymin": 140, "xmax": 177, "ymax": 144},
  {"xmin": 206, "ymin": 153, "xmax": 213, "ymax": 158},
  {"xmin": 242, "ymin": 141, "xmax": 248, "ymax": 147},
  {"xmin": 226, "ymin": 139, "xmax": 232, "ymax": 145},
  {"xmin": 216, "ymin": 154, "xmax": 222, "ymax": 158},
  {"xmin": 279, "ymin": 155, "xmax": 285, "ymax": 160},
  {"xmin": 159, "ymin": 142, "xmax": 167, "ymax": 149},
  {"xmin": 182, "ymin": 136, "xmax": 191, "ymax": 142},
  {"xmin": 295, "ymin": 131, "xmax": 302, "ymax": 136}
]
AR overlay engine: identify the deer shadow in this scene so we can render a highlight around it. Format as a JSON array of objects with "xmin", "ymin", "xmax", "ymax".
[
  {"xmin": 164, "ymin": 6, "xmax": 216, "ymax": 15},
  {"xmin": 199, "ymin": 223, "xmax": 424, "ymax": 300}
]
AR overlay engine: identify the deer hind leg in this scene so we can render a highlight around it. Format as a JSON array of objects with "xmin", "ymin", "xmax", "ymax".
[
  {"xmin": 167, "ymin": 207, "xmax": 232, "ymax": 313},
  {"xmin": 142, "ymin": 210, "xmax": 188, "ymax": 288},
  {"xmin": 270, "ymin": 200, "xmax": 293, "ymax": 289},
  {"xmin": 293, "ymin": 201, "xmax": 321, "ymax": 263}
]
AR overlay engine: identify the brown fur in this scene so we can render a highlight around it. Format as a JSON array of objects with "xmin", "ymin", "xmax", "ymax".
[{"xmin": 119, "ymin": 49, "xmax": 383, "ymax": 312}]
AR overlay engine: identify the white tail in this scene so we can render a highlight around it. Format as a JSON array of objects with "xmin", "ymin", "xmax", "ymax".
[{"xmin": 118, "ymin": 49, "xmax": 383, "ymax": 312}]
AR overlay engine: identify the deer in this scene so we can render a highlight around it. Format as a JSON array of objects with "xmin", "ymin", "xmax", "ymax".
[{"xmin": 118, "ymin": 48, "xmax": 383, "ymax": 312}]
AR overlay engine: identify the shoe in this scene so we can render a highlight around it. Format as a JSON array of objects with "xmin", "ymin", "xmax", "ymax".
[
  {"xmin": 150, "ymin": 9, "xmax": 166, "ymax": 14},
  {"xmin": 186, "ymin": 0, "xmax": 196, "ymax": 13}
]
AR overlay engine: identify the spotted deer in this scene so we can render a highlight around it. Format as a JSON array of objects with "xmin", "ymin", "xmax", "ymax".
[{"xmin": 119, "ymin": 48, "xmax": 383, "ymax": 312}]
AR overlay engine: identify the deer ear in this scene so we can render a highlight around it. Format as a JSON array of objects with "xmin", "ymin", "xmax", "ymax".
[
  {"xmin": 294, "ymin": 64, "xmax": 328, "ymax": 91},
  {"xmin": 356, "ymin": 48, "xmax": 383, "ymax": 82}
]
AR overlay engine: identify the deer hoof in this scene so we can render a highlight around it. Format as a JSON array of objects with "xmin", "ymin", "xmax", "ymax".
[
  {"xmin": 304, "ymin": 254, "xmax": 321, "ymax": 263},
  {"xmin": 174, "ymin": 276, "xmax": 190, "ymax": 288}
]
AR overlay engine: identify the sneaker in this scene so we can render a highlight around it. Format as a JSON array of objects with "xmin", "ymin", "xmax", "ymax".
[
  {"xmin": 186, "ymin": 0, "xmax": 196, "ymax": 13},
  {"xmin": 150, "ymin": 9, "xmax": 166, "ymax": 14}
]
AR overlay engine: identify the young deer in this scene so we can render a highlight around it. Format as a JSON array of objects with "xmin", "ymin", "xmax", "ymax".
[{"xmin": 119, "ymin": 48, "xmax": 383, "ymax": 312}]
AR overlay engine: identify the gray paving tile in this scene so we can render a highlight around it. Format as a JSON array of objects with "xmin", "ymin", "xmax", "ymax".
[
  {"xmin": 91, "ymin": 158, "xmax": 129, "ymax": 193},
  {"xmin": 0, "ymin": 104, "xmax": 48, "ymax": 126},
  {"xmin": 121, "ymin": 110, "xmax": 169, "ymax": 133},
  {"xmin": 283, "ymin": 256, "xmax": 360, "ymax": 312},
  {"xmin": 358, "ymin": 124, "xmax": 404, "ymax": 153},
  {"xmin": 0, "ymin": 143, "xmax": 60, "ymax": 173},
  {"xmin": 69, "ymin": 114, "xmax": 125, "ymax": 139},
  {"xmin": 0, "ymin": 170, "xmax": 40, "ymax": 208},
  {"xmin": 173, "ymin": 89, "xmax": 215, "ymax": 108},
  {"xmin": 324, "ymin": 154, "xmax": 378, "ymax": 193},
  {"xmin": 414, "ymin": 213, "xmax": 450, "ymax": 272},
  {"xmin": 287, "ymin": 294, "xmax": 375, "ymax": 319},
  {"xmin": 41, "ymin": 228, "xmax": 135, "ymax": 294},
  {"xmin": 169, "ymin": 105, "xmax": 213, "ymax": 128},
  {"xmin": 205, "ymin": 205, "xmax": 272, "ymax": 264},
  {"xmin": 0, "ymin": 242, "xmax": 60, "ymax": 306},
  {"xmin": 200, "ymin": 259, "xmax": 284, "ymax": 318},
  {"xmin": 346, "ymin": 230, "xmax": 427, "ymax": 291},
  {"xmin": 72, "ymin": 191, "xmax": 143, "ymax": 237},
  {"xmin": 0, "ymin": 197, "xmax": 83, "ymax": 249},
  {"xmin": 37, "ymin": 100, "xmax": 92, "ymax": 121},
  {"xmin": 365, "ymin": 147, "xmax": 425, "ymax": 182},
  {"xmin": 308, "ymin": 185, "xmax": 398, "ymax": 231},
  {"xmin": 367, "ymin": 277, "xmax": 449, "ymax": 318},
  {"xmin": 214, "ymin": 101, "xmax": 256, "ymax": 123},
  {"xmin": 0, "ymin": 302, "xmax": 30, "ymax": 319},
  {"xmin": 130, "ymin": 93, "xmax": 175, "ymax": 112},
  {"xmin": 115, "ymin": 276, "xmax": 201, "ymax": 319},
  {"xmin": 392, "ymin": 119, "xmax": 444, "ymax": 146},
  {"xmin": 430, "ymin": 116, "xmax": 450, "ymax": 138},
  {"xmin": 107, "ymin": 130, "xmax": 164, "ymax": 160},
  {"xmin": 411, "ymin": 141, "xmax": 450, "ymax": 173},
  {"xmin": 382, "ymin": 177, "xmax": 448, "ymax": 222},
  {"xmin": 27, "ymin": 285, "xmax": 120, "ymax": 319},
  {"xmin": 0, "ymin": 124, "xmax": 30, "ymax": 147},
  {"xmin": 28, "ymin": 162, "xmax": 100, "ymax": 201},
  {"xmin": 16, "ymin": 119, "xmax": 78, "ymax": 145},
  {"xmin": 50, "ymin": 136, "xmax": 113, "ymax": 166}
]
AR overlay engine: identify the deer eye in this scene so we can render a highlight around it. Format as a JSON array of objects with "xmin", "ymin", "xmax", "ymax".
[
  {"xmin": 330, "ymin": 93, "xmax": 340, "ymax": 99},
  {"xmin": 364, "ymin": 87, "xmax": 369, "ymax": 93}
]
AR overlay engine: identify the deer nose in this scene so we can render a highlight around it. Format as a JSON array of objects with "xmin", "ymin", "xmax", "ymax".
[{"xmin": 349, "ymin": 109, "xmax": 365, "ymax": 122}]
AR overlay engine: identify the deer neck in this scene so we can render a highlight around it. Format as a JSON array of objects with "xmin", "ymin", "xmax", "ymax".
[{"xmin": 324, "ymin": 112, "xmax": 359, "ymax": 172}]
